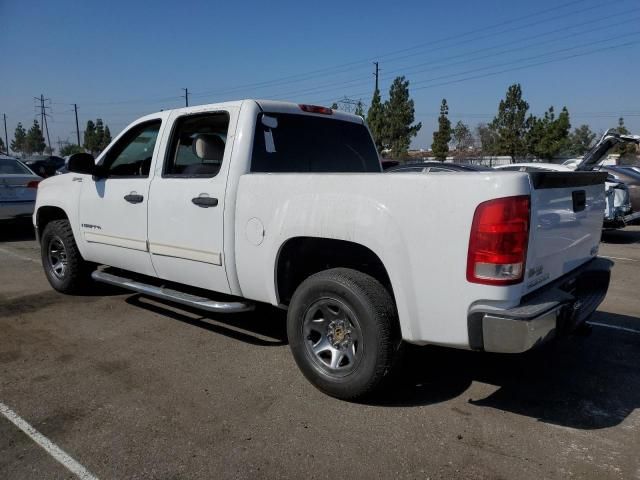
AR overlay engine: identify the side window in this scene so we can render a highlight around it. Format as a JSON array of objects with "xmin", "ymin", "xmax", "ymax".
[
  {"xmin": 164, "ymin": 112, "xmax": 230, "ymax": 177},
  {"xmin": 100, "ymin": 121, "xmax": 161, "ymax": 178}
]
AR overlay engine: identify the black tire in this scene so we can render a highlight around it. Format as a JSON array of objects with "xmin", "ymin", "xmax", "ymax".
[
  {"xmin": 287, "ymin": 268, "xmax": 401, "ymax": 400},
  {"xmin": 41, "ymin": 219, "xmax": 93, "ymax": 293}
]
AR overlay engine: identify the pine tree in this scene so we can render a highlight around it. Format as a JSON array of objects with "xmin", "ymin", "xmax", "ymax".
[
  {"xmin": 525, "ymin": 106, "xmax": 571, "ymax": 160},
  {"xmin": 366, "ymin": 88, "xmax": 386, "ymax": 153},
  {"xmin": 83, "ymin": 120, "xmax": 97, "ymax": 154},
  {"xmin": 490, "ymin": 84, "xmax": 530, "ymax": 162},
  {"xmin": 384, "ymin": 76, "xmax": 421, "ymax": 159},
  {"xmin": 568, "ymin": 125, "xmax": 596, "ymax": 156},
  {"xmin": 11, "ymin": 123, "xmax": 27, "ymax": 156},
  {"xmin": 25, "ymin": 120, "xmax": 46, "ymax": 155},
  {"xmin": 95, "ymin": 118, "xmax": 105, "ymax": 149},
  {"xmin": 102, "ymin": 126, "xmax": 112, "ymax": 150},
  {"xmin": 431, "ymin": 99, "xmax": 451, "ymax": 161}
]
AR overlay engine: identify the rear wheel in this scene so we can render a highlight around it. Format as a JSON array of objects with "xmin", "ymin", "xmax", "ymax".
[
  {"xmin": 41, "ymin": 219, "xmax": 93, "ymax": 293},
  {"xmin": 287, "ymin": 268, "xmax": 401, "ymax": 400}
]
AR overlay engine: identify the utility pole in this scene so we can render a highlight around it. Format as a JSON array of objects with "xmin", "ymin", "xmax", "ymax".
[
  {"xmin": 373, "ymin": 62, "xmax": 379, "ymax": 92},
  {"xmin": 73, "ymin": 103, "xmax": 81, "ymax": 146},
  {"xmin": 3, "ymin": 114, "xmax": 8, "ymax": 155},
  {"xmin": 34, "ymin": 94, "xmax": 52, "ymax": 153},
  {"xmin": 182, "ymin": 88, "xmax": 189, "ymax": 107}
]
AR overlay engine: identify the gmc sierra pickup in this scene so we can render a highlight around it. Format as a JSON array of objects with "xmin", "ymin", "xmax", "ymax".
[{"xmin": 34, "ymin": 100, "xmax": 613, "ymax": 399}]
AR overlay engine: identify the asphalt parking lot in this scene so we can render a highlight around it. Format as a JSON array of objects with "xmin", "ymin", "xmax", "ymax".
[{"xmin": 1, "ymin": 222, "xmax": 639, "ymax": 479}]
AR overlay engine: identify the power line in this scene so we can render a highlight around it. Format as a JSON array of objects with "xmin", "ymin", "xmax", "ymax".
[
  {"xmin": 187, "ymin": 0, "xmax": 616, "ymax": 101},
  {"xmin": 252, "ymin": 12, "xmax": 639, "ymax": 103}
]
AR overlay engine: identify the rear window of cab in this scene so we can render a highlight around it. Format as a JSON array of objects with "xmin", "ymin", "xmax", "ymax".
[{"xmin": 251, "ymin": 113, "xmax": 380, "ymax": 173}]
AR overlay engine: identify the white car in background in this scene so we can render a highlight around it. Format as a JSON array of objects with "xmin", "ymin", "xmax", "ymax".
[
  {"xmin": 495, "ymin": 162, "xmax": 632, "ymax": 228},
  {"xmin": 0, "ymin": 156, "xmax": 42, "ymax": 220}
]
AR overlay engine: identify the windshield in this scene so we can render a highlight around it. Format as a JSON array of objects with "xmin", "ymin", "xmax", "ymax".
[
  {"xmin": 251, "ymin": 113, "xmax": 380, "ymax": 173},
  {"xmin": 0, "ymin": 159, "xmax": 32, "ymax": 175}
]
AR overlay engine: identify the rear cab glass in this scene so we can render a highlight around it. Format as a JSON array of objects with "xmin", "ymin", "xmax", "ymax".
[{"xmin": 251, "ymin": 113, "xmax": 380, "ymax": 173}]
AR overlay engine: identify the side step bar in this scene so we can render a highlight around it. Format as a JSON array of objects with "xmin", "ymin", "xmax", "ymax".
[{"xmin": 91, "ymin": 270, "xmax": 255, "ymax": 313}]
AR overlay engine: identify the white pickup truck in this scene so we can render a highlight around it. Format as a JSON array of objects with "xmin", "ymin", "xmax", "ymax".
[{"xmin": 34, "ymin": 100, "xmax": 612, "ymax": 399}]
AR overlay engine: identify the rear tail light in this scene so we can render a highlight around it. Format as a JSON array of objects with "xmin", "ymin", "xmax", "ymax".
[
  {"xmin": 26, "ymin": 180, "xmax": 40, "ymax": 189},
  {"xmin": 467, "ymin": 195, "xmax": 530, "ymax": 285},
  {"xmin": 299, "ymin": 104, "xmax": 333, "ymax": 115}
]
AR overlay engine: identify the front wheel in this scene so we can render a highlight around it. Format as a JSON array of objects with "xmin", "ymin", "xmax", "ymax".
[
  {"xmin": 287, "ymin": 268, "xmax": 401, "ymax": 400},
  {"xmin": 41, "ymin": 219, "xmax": 93, "ymax": 293}
]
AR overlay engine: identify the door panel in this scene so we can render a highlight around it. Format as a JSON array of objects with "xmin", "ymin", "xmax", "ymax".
[
  {"xmin": 78, "ymin": 119, "xmax": 163, "ymax": 276},
  {"xmin": 147, "ymin": 110, "xmax": 235, "ymax": 293}
]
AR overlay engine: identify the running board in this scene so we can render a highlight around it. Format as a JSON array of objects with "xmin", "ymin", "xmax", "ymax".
[{"xmin": 91, "ymin": 270, "xmax": 254, "ymax": 313}]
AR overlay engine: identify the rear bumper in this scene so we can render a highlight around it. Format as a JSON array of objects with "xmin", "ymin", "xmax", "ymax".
[
  {"xmin": 0, "ymin": 201, "xmax": 35, "ymax": 220},
  {"xmin": 468, "ymin": 257, "xmax": 613, "ymax": 353}
]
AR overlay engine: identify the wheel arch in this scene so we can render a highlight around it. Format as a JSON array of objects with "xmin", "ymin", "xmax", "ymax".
[
  {"xmin": 36, "ymin": 206, "xmax": 69, "ymax": 243},
  {"xmin": 275, "ymin": 236, "xmax": 395, "ymax": 307}
]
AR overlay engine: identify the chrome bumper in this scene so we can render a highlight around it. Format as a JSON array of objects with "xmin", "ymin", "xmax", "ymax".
[{"xmin": 469, "ymin": 257, "xmax": 613, "ymax": 353}]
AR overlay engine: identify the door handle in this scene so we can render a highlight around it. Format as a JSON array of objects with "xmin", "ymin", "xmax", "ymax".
[
  {"xmin": 124, "ymin": 193, "xmax": 144, "ymax": 204},
  {"xmin": 191, "ymin": 196, "xmax": 218, "ymax": 207}
]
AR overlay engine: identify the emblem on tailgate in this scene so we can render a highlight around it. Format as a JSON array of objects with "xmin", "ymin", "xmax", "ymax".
[{"xmin": 527, "ymin": 265, "xmax": 543, "ymax": 278}]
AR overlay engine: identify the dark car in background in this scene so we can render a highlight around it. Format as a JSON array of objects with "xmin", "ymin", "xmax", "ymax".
[
  {"xmin": 386, "ymin": 161, "xmax": 492, "ymax": 173},
  {"xmin": 23, "ymin": 155, "xmax": 66, "ymax": 177}
]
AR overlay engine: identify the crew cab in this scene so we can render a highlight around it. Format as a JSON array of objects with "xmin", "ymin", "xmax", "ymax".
[{"xmin": 34, "ymin": 100, "xmax": 613, "ymax": 399}]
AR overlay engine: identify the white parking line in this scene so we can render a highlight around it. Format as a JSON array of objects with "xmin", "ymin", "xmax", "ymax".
[
  {"xmin": 0, "ymin": 246, "xmax": 39, "ymax": 263},
  {"xmin": 588, "ymin": 322, "xmax": 640, "ymax": 335},
  {"xmin": 0, "ymin": 402, "xmax": 98, "ymax": 480},
  {"xmin": 601, "ymin": 255, "xmax": 638, "ymax": 262}
]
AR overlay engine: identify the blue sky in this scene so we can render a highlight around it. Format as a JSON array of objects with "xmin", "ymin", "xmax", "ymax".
[{"xmin": 1, "ymin": 0, "xmax": 639, "ymax": 151}]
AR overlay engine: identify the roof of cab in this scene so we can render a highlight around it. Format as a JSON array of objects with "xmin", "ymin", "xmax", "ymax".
[{"xmin": 143, "ymin": 99, "xmax": 364, "ymax": 125}]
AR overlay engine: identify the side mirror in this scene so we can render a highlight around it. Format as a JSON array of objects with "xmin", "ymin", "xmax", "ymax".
[{"xmin": 67, "ymin": 153, "xmax": 96, "ymax": 175}]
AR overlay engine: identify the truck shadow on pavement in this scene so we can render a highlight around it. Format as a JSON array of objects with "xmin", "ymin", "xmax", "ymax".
[
  {"xmin": 601, "ymin": 227, "xmax": 640, "ymax": 244},
  {"xmin": 375, "ymin": 310, "xmax": 640, "ymax": 430},
  {"xmin": 125, "ymin": 295, "xmax": 288, "ymax": 347},
  {"xmin": 122, "ymin": 291, "xmax": 638, "ymax": 430},
  {"xmin": 0, "ymin": 220, "xmax": 36, "ymax": 242}
]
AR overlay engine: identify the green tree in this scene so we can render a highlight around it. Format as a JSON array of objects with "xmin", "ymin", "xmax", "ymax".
[
  {"xmin": 59, "ymin": 143, "xmax": 84, "ymax": 156},
  {"xmin": 25, "ymin": 120, "xmax": 46, "ymax": 155},
  {"xmin": 330, "ymin": 102, "xmax": 339, "ymax": 110},
  {"xmin": 83, "ymin": 120, "xmax": 97, "ymax": 154},
  {"xmin": 476, "ymin": 123, "xmax": 498, "ymax": 155},
  {"xmin": 0, "ymin": 136, "xmax": 5, "ymax": 154},
  {"xmin": 613, "ymin": 117, "xmax": 637, "ymax": 157},
  {"xmin": 11, "ymin": 123, "xmax": 27, "ymax": 156},
  {"xmin": 490, "ymin": 83, "xmax": 530, "ymax": 162},
  {"xmin": 366, "ymin": 88, "xmax": 387, "ymax": 153},
  {"xmin": 431, "ymin": 99, "xmax": 451, "ymax": 161},
  {"xmin": 354, "ymin": 101, "xmax": 364, "ymax": 117},
  {"xmin": 451, "ymin": 120, "xmax": 473, "ymax": 156},
  {"xmin": 568, "ymin": 124, "xmax": 596, "ymax": 155},
  {"xmin": 102, "ymin": 126, "xmax": 112, "ymax": 150},
  {"xmin": 384, "ymin": 76, "xmax": 421, "ymax": 159},
  {"xmin": 525, "ymin": 106, "xmax": 571, "ymax": 160}
]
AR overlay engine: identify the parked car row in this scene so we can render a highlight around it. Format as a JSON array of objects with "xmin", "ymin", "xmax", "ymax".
[
  {"xmin": 387, "ymin": 130, "xmax": 640, "ymax": 230},
  {"xmin": 0, "ymin": 156, "xmax": 42, "ymax": 221}
]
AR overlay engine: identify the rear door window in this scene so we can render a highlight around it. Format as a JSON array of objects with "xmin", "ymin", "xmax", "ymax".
[
  {"xmin": 164, "ymin": 112, "xmax": 230, "ymax": 177},
  {"xmin": 251, "ymin": 113, "xmax": 380, "ymax": 173}
]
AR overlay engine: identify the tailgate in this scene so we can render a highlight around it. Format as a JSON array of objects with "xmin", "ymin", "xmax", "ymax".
[{"xmin": 524, "ymin": 171, "xmax": 607, "ymax": 293}]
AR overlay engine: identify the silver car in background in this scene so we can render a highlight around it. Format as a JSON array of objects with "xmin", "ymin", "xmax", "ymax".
[{"xmin": 0, "ymin": 156, "xmax": 42, "ymax": 220}]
